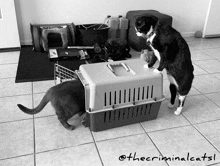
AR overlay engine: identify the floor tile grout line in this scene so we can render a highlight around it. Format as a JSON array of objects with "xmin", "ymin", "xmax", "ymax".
[
  {"xmin": 203, "ymin": 90, "xmax": 220, "ymax": 95},
  {"xmin": 32, "ymin": 82, "xmax": 37, "ymax": 166},
  {"xmin": 90, "ymin": 130, "xmax": 105, "ymax": 166},
  {"xmin": 139, "ymin": 123, "xmax": 170, "ymax": 166},
  {"xmin": 180, "ymin": 110, "xmax": 220, "ymax": 154},
  {"xmin": 192, "ymin": 63, "xmax": 220, "ymax": 76},
  {"xmin": 192, "ymin": 124, "xmax": 220, "ymax": 154},
  {"xmin": 93, "ymin": 132, "xmax": 146, "ymax": 143},
  {"xmin": 181, "ymin": 106, "xmax": 220, "ymax": 127},
  {"xmin": 142, "ymin": 116, "xmax": 220, "ymax": 166},
  {"xmin": 0, "ymin": 118, "xmax": 33, "ymax": 125},
  {"xmin": 0, "ymin": 91, "xmax": 49, "ymax": 99},
  {"xmin": 32, "ymin": 142, "xmax": 93, "ymax": 155},
  {"xmin": 0, "ymin": 153, "xmax": 34, "ymax": 162},
  {"xmin": 0, "ymin": 62, "xmax": 18, "ymax": 66},
  {"xmin": 207, "ymin": 162, "xmax": 220, "ymax": 166},
  {"xmin": 143, "ymin": 123, "xmax": 192, "ymax": 135},
  {"xmin": 0, "ymin": 141, "xmax": 97, "ymax": 162},
  {"xmin": 211, "ymin": 74, "xmax": 220, "ymax": 81},
  {"xmin": 203, "ymin": 94, "xmax": 220, "ymax": 109},
  {"xmin": 0, "ymin": 93, "xmax": 33, "ymax": 99}
]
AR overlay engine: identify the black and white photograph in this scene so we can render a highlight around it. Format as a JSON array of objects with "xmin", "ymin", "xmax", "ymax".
[{"xmin": 0, "ymin": 0, "xmax": 220, "ymax": 165}]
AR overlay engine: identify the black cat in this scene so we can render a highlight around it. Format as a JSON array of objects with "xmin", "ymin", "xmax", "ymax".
[
  {"xmin": 103, "ymin": 38, "xmax": 131, "ymax": 61},
  {"xmin": 135, "ymin": 14, "xmax": 194, "ymax": 115},
  {"xmin": 17, "ymin": 80, "xmax": 85, "ymax": 130}
]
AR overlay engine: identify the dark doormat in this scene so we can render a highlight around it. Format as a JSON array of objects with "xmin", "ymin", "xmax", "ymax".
[{"xmin": 15, "ymin": 46, "xmax": 86, "ymax": 83}]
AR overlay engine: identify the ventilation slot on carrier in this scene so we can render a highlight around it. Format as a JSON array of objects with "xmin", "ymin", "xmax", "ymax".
[
  {"xmin": 104, "ymin": 85, "xmax": 154, "ymax": 107},
  {"xmin": 103, "ymin": 103, "xmax": 154, "ymax": 123}
]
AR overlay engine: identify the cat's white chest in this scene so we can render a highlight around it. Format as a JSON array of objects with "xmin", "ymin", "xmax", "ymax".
[
  {"xmin": 147, "ymin": 34, "xmax": 161, "ymax": 62},
  {"xmin": 148, "ymin": 44, "xmax": 161, "ymax": 62}
]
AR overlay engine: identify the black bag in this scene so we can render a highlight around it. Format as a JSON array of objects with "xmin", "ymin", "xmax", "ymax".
[{"xmin": 75, "ymin": 24, "xmax": 109, "ymax": 46}]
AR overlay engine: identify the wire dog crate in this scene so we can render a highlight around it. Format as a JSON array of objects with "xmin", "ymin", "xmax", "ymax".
[{"xmin": 75, "ymin": 59, "xmax": 165, "ymax": 131}]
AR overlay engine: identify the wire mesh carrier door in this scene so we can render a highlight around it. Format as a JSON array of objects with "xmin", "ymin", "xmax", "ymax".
[
  {"xmin": 76, "ymin": 59, "xmax": 165, "ymax": 132},
  {"xmin": 54, "ymin": 63, "xmax": 79, "ymax": 84}
]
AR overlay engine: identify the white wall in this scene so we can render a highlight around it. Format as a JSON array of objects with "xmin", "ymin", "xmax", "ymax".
[
  {"xmin": 14, "ymin": 0, "xmax": 210, "ymax": 45},
  {"xmin": 0, "ymin": 0, "xmax": 20, "ymax": 48}
]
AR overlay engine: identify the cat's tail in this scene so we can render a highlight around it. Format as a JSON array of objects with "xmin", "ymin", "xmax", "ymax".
[{"xmin": 17, "ymin": 89, "xmax": 51, "ymax": 115}]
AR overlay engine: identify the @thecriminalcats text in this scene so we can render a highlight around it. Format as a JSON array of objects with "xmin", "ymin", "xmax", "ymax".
[{"xmin": 119, "ymin": 152, "xmax": 216, "ymax": 162}]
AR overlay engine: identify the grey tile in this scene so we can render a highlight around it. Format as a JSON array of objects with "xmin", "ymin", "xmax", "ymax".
[
  {"xmin": 34, "ymin": 116, "xmax": 93, "ymax": 152},
  {"xmin": 209, "ymin": 163, "xmax": 220, "ymax": 166},
  {"xmin": 0, "ymin": 78, "xmax": 32, "ymax": 97},
  {"xmin": 33, "ymin": 80, "xmax": 55, "ymax": 93},
  {"xmin": 205, "ymin": 38, "xmax": 220, "ymax": 48},
  {"xmin": 213, "ymin": 73, "xmax": 220, "ymax": 80},
  {"xmin": 96, "ymin": 134, "xmax": 167, "ymax": 166},
  {"xmin": 195, "ymin": 120, "xmax": 220, "ymax": 151},
  {"xmin": 201, "ymin": 48, "xmax": 220, "ymax": 59},
  {"xmin": 33, "ymin": 93, "xmax": 55, "ymax": 117},
  {"xmin": 36, "ymin": 143, "xmax": 102, "ymax": 166},
  {"xmin": 92, "ymin": 123, "xmax": 145, "ymax": 142},
  {"xmin": 182, "ymin": 95, "xmax": 220, "ymax": 124},
  {"xmin": 0, "ymin": 95, "xmax": 33, "ymax": 122},
  {"xmin": 0, "ymin": 51, "xmax": 20, "ymax": 64},
  {"xmin": 194, "ymin": 60, "xmax": 220, "ymax": 74},
  {"xmin": 191, "ymin": 50, "xmax": 213, "ymax": 61},
  {"xmin": 0, "ymin": 64, "xmax": 18, "ymax": 78},
  {"xmin": 188, "ymin": 87, "xmax": 202, "ymax": 96},
  {"xmin": 0, "ymin": 155, "xmax": 34, "ymax": 166},
  {"xmin": 0, "ymin": 120, "xmax": 34, "ymax": 159},
  {"xmin": 185, "ymin": 37, "xmax": 202, "ymax": 43},
  {"xmin": 194, "ymin": 38, "xmax": 220, "ymax": 49},
  {"xmin": 141, "ymin": 100, "xmax": 190, "ymax": 132},
  {"xmin": 148, "ymin": 126, "xmax": 220, "ymax": 166},
  {"xmin": 193, "ymin": 75, "xmax": 220, "ymax": 94},
  {"xmin": 188, "ymin": 40, "xmax": 214, "ymax": 50},
  {"xmin": 192, "ymin": 64, "xmax": 209, "ymax": 76},
  {"xmin": 205, "ymin": 92, "xmax": 220, "ymax": 107}
]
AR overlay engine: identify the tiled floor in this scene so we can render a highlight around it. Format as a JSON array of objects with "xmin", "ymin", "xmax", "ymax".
[{"xmin": 0, "ymin": 37, "xmax": 220, "ymax": 166}]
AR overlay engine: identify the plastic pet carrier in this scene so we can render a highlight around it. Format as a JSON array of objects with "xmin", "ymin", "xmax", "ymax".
[{"xmin": 75, "ymin": 59, "xmax": 165, "ymax": 131}]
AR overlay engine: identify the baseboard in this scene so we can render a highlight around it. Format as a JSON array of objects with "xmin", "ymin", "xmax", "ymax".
[
  {"xmin": 180, "ymin": 32, "xmax": 195, "ymax": 38},
  {"xmin": 0, "ymin": 47, "xmax": 21, "ymax": 52}
]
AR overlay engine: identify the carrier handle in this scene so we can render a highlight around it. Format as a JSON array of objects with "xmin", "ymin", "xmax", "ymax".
[{"xmin": 107, "ymin": 62, "xmax": 130, "ymax": 73}]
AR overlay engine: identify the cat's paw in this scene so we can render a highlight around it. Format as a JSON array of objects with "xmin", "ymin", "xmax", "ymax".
[
  {"xmin": 67, "ymin": 125, "xmax": 75, "ymax": 130},
  {"xmin": 168, "ymin": 103, "xmax": 174, "ymax": 108},
  {"xmin": 143, "ymin": 64, "xmax": 149, "ymax": 68},
  {"xmin": 148, "ymin": 64, "xmax": 153, "ymax": 68},
  {"xmin": 154, "ymin": 69, "xmax": 161, "ymax": 74},
  {"xmin": 81, "ymin": 120, "xmax": 88, "ymax": 127},
  {"xmin": 174, "ymin": 107, "xmax": 183, "ymax": 115}
]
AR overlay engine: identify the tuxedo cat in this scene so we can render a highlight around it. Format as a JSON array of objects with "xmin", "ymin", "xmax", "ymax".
[
  {"xmin": 135, "ymin": 14, "xmax": 194, "ymax": 115},
  {"xmin": 17, "ymin": 80, "xmax": 85, "ymax": 130}
]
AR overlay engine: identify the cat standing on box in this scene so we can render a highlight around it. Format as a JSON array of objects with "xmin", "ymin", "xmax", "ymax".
[{"xmin": 135, "ymin": 14, "xmax": 194, "ymax": 115}]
